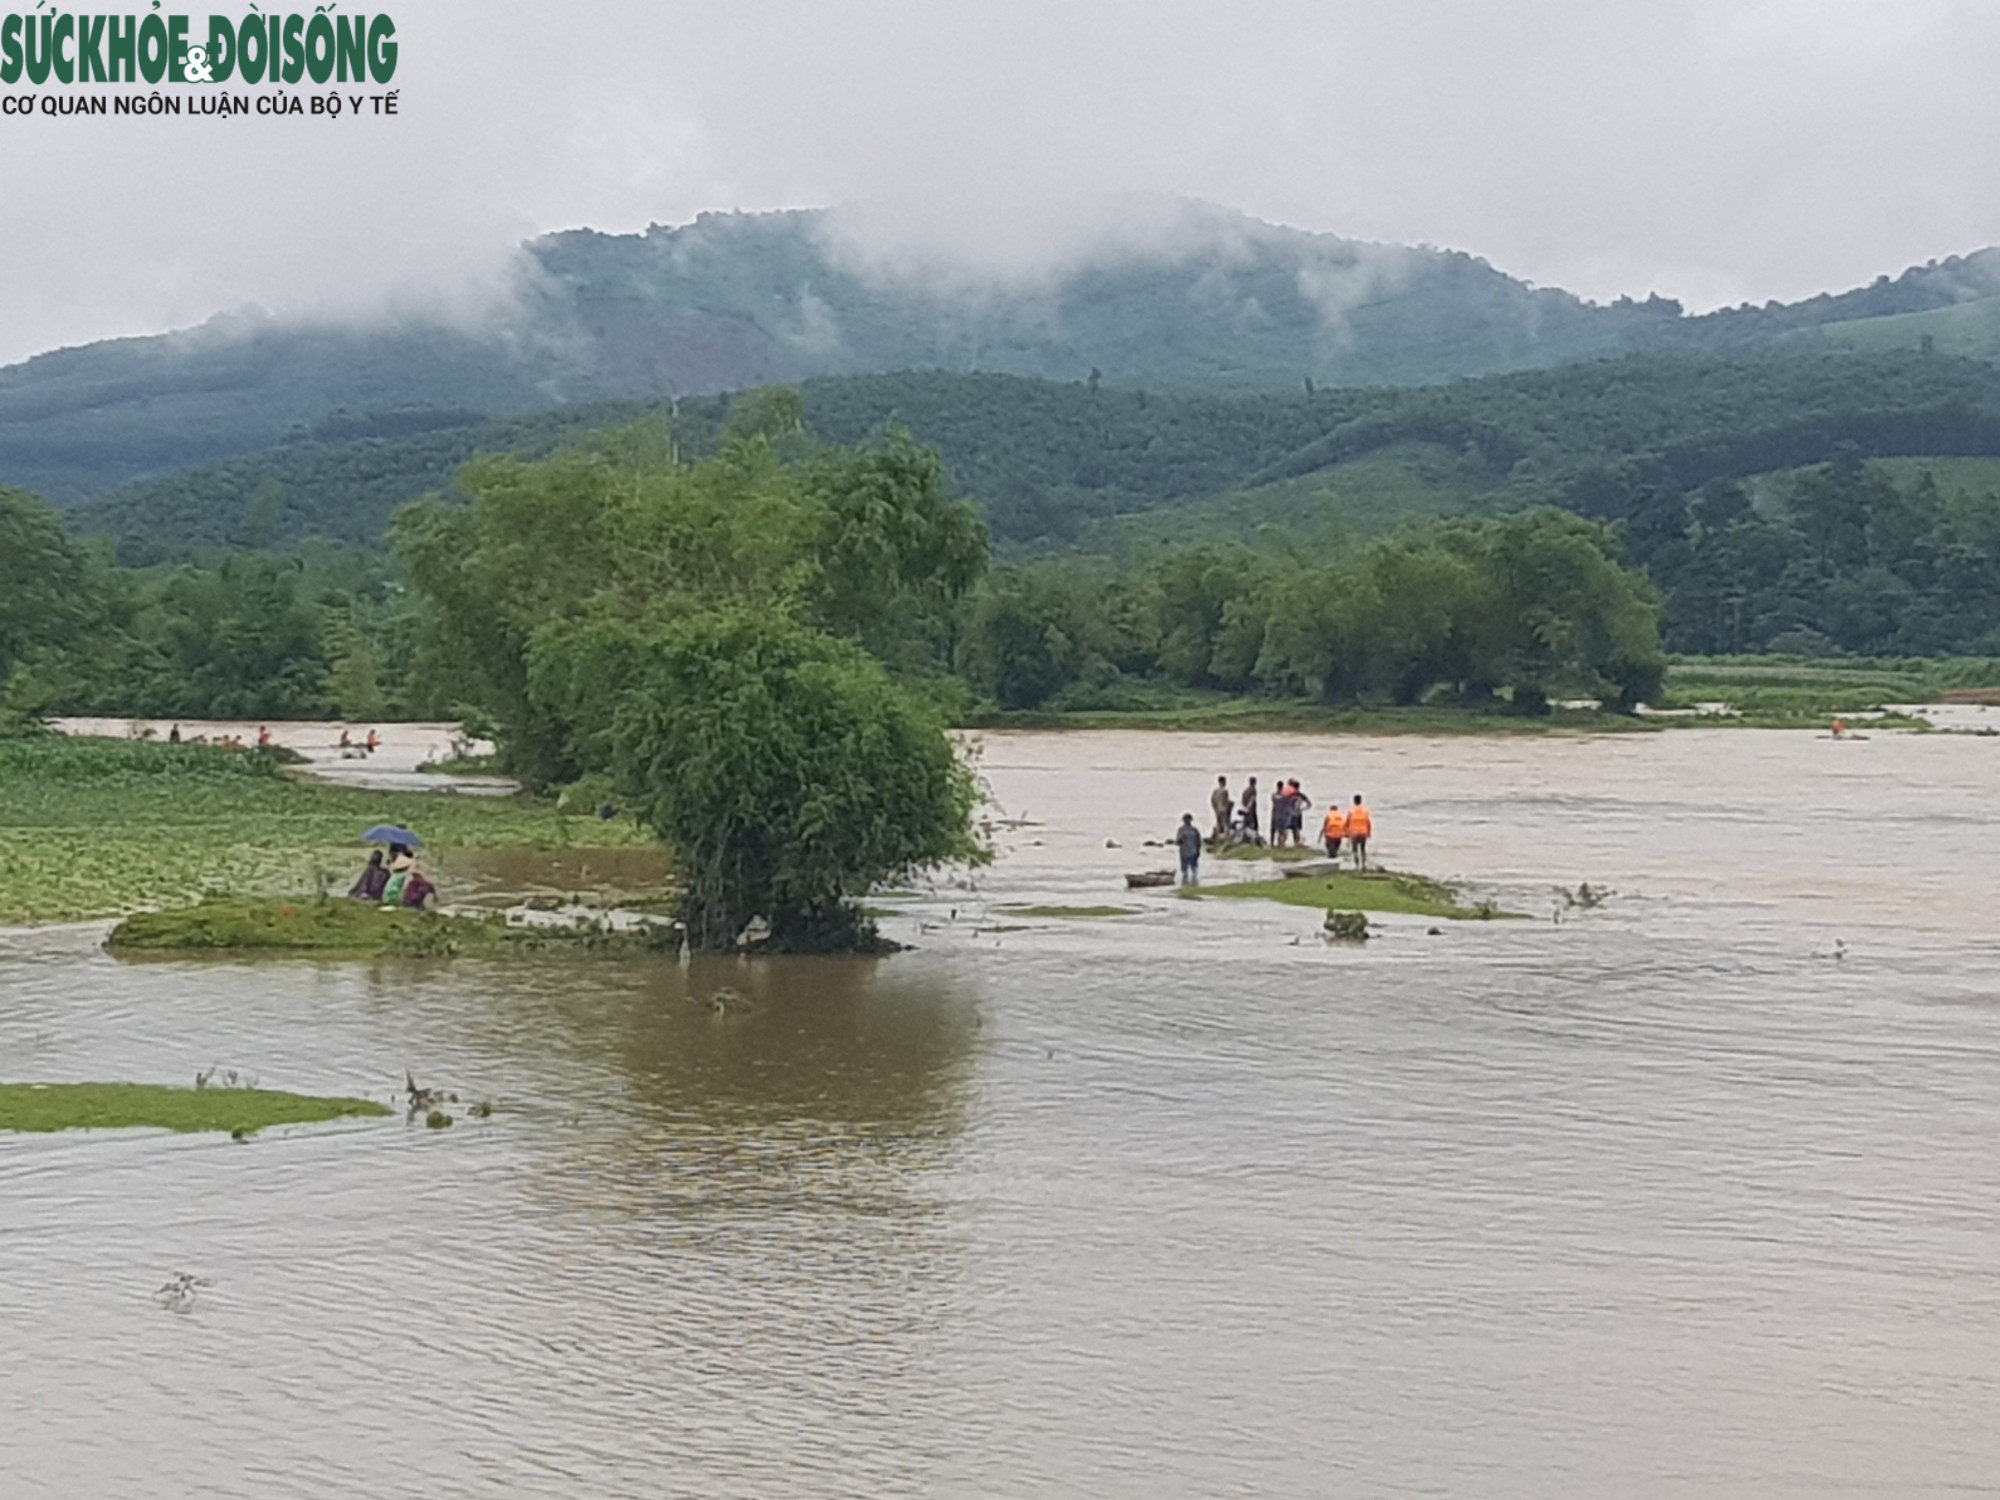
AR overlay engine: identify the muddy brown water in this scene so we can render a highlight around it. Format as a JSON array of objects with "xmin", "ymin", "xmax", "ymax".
[{"xmin": 4, "ymin": 729, "xmax": 2000, "ymax": 1497}]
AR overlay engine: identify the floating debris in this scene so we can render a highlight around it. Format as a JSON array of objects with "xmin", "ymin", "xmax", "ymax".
[
  {"xmin": 155, "ymin": 1271, "xmax": 212, "ymax": 1313},
  {"xmin": 425, "ymin": 1110, "xmax": 453, "ymax": 1130},
  {"xmin": 1556, "ymin": 882, "xmax": 1612, "ymax": 911},
  {"xmin": 703, "ymin": 987, "xmax": 750, "ymax": 1016},
  {"xmin": 403, "ymin": 1071, "xmax": 460, "ymax": 1118}
]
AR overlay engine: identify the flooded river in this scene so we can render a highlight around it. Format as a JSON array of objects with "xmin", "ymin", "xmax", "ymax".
[{"xmin": 5, "ymin": 729, "xmax": 2000, "ymax": 1497}]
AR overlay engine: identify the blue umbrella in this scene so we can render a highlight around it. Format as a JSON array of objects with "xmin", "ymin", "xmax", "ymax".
[{"xmin": 361, "ymin": 824, "xmax": 423, "ymax": 848}]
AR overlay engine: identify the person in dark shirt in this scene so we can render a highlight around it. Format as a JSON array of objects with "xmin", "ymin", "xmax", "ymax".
[
  {"xmin": 348, "ymin": 849, "xmax": 388, "ymax": 901},
  {"xmin": 1271, "ymin": 781, "xmax": 1295, "ymax": 845},
  {"xmin": 1175, "ymin": 814, "xmax": 1204, "ymax": 886}
]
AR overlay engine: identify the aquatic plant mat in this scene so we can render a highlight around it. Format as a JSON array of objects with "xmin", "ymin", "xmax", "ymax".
[
  {"xmin": 106, "ymin": 897, "xmax": 666, "ymax": 958},
  {"xmin": 0, "ymin": 1082, "xmax": 390, "ymax": 1135},
  {"xmin": 0, "ymin": 736, "xmax": 653, "ymax": 924},
  {"xmin": 1201, "ymin": 868, "xmax": 1515, "ymax": 919}
]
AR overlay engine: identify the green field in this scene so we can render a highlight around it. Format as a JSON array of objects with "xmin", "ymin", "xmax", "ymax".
[
  {"xmin": 1071, "ymin": 442, "xmax": 1517, "ymax": 557},
  {"xmin": 1819, "ymin": 295, "xmax": 2000, "ymax": 361},
  {"xmin": 0, "ymin": 1082, "xmax": 390, "ymax": 1135},
  {"xmin": 0, "ymin": 734, "xmax": 652, "ymax": 924},
  {"xmin": 1657, "ymin": 654, "xmax": 2000, "ymax": 720}
]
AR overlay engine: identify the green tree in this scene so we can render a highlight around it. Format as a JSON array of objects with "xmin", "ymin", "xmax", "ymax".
[
  {"xmin": 612, "ymin": 611, "xmax": 983, "ymax": 951},
  {"xmin": 0, "ymin": 487, "xmax": 91, "ymax": 690}
]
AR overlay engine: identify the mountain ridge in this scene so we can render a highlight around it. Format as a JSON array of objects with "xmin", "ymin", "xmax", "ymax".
[{"xmin": 6, "ymin": 203, "xmax": 2000, "ymax": 503}]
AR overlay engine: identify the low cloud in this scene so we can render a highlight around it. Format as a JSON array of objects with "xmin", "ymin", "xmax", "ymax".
[{"xmin": 3, "ymin": 0, "xmax": 1999, "ymax": 366}]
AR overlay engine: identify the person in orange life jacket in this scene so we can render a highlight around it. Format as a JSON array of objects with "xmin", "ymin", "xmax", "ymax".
[
  {"xmin": 1321, "ymin": 802, "xmax": 1346, "ymax": 858},
  {"xmin": 1346, "ymin": 795, "xmax": 1373, "ymax": 868}
]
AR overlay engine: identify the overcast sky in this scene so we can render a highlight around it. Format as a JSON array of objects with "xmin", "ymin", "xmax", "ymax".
[{"xmin": 3, "ymin": 0, "xmax": 1997, "ymax": 366}]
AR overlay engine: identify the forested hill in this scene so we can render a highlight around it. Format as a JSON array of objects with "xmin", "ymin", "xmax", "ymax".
[
  {"xmin": 69, "ymin": 351, "xmax": 2000, "ymax": 559},
  {"xmin": 8, "ymin": 204, "xmax": 2000, "ymax": 502}
]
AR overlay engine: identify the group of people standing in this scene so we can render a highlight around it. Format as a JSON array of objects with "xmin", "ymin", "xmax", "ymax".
[{"xmin": 1176, "ymin": 774, "xmax": 1374, "ymax": 885}]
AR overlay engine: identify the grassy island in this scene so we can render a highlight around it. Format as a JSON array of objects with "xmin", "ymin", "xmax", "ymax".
[
  {"xmin": 0, "ymin": 1082, "xmax": 390, "ymax": 1135},
  {"xmin": 107, "ymin": 895, "xmax": 668, "ymax": 958},
  {"xmin": 1201, "ymin": 867, "xmax": 1514, "ymax": 919}
]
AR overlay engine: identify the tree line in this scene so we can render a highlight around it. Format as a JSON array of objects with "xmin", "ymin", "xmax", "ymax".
[{"xmin": 3, "ymin": 401, "xmax": 1669, "ymax": 948}]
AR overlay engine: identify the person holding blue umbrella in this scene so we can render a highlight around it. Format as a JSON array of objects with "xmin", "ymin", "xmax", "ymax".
[{"xmin": 352, "ymin": 825, "xmax": 423, "ymax": 902}]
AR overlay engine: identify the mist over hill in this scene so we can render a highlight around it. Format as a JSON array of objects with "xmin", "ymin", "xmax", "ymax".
[{"xmin": 8, "ymin": 203, "xmax": 2000, "ymax": 505}]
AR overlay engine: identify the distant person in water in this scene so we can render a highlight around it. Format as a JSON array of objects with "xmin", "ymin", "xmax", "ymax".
[
  {"xmin": 1346, "ymin": 794, "xmax": 1373, "ymax": 868},
  {"xmin": 257, "ymin": 725, "xmax": 272, "ymax": 750},
  {"xmin": 1238, "ymin": 777, "xmax": 1260, "ymax": 837},
  {"xmin": 167, "ymin": 724, "xmax": 181, "ymax": 745},
  {"xmin": 1210, "ymin": 776, "xmax": 1233, "ymax": 838},
  {"xmin": 1175, "ymin": 813, "xmax": 1204, "ymax": 886},
  {"xmin": 1322, "ymin": 802, "xmax": 1346, "ymax": 859},
  {"xmin": 364, "ymin": 728, "xmax": 380, "ymax": 754},
  {"xmin": 348, "ymin": 849, "xmax": 388, "ymax": 902}
]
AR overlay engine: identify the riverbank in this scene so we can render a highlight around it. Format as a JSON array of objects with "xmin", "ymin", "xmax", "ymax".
[
  {"xmin": 0, "ymin": 735, "xmax": 653, "ymax": 925},
  {"xmin": 955, "ymin": 654, "xmax": 2000, "ymax": 733}
]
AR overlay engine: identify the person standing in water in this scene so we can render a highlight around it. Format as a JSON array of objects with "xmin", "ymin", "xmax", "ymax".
[
  {"xmin": 1175, "ymin": 813, "xmax": 1204, "ymax": 886},
  {"xmin": 1322, "ymin": 801, "xmax": 1346, "ymax": 859},
  {"xmin": 1238, "ymin": 777, "xmax": 1261, "ymax": 840},
  {"xmin": 1285, "ymin": 779, "xmax": 1312, "ymax": 847},
  {"xmin": 1210, "ymin": 776, "xmax": 1234, "ymax": 838},
  {"xmin": 1346, "ymin": 794, "xmax": 1373, "ymax": 868}
]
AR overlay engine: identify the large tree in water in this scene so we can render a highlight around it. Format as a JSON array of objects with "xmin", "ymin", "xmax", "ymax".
[{"xmin": 610, "ymin": 610, "xmax": 984, "ymax": 953}]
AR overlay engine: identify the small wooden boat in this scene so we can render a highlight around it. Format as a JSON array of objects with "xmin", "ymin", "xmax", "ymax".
[
  {"xmin": 1124, "ymin": 870, "xmax": 1177, "ymax": 889},
  {"xmin": 1280, "ymin": 859, "xmax": 1344, "ymax": 879}
]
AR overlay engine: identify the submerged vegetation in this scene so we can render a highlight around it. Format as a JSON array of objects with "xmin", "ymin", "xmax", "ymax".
[
  {"xmin": 106, "ymin": 897, "xmax": 505, "ymax": 957},
  {"xmin": 0, "ymin": 1082, "xmax": 389, "ymax": 1135},
  {"xmin": 106, "ymin": 896, "xmax": 671, "ymax": 957},
  {"xmin": 0, "ymin": 734, "xmax": 649, "ymax": 925}
]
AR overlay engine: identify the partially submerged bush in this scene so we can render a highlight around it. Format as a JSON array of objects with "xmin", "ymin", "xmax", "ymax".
[{"xmin": 1324, "ymin": 910, "xmax": 1371, "ymax": 943}]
